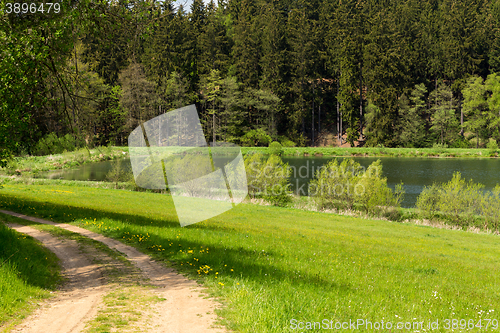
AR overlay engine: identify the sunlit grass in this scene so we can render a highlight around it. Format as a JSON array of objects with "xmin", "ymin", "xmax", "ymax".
[
  {"xmin": 0, "ymin": 146, "xmax": 128, "ymax": 177},
  {"xmin": 243, "ymin": 146, "xmax": 495, "ymax": 158},
  {"xmin": 1, "ymin": 183, "xmax": 500, "ymax": 332}
]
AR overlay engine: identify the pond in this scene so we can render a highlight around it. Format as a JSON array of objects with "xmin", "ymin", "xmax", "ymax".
[
  {"xmin": 37, "ymin": 156, "xmax": 500, "ymax": 208},
  {"xmin": 283, "ymin": 157, "xmax": 500, "ymax": 208},
  {"xmin": 36, "ymin": 159, "xmax": 132, "ymax": 182}
]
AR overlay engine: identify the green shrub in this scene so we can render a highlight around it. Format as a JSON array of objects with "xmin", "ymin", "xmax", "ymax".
[
  {"xmin": 309, "ymin": 159, "xmax": 362, "ymax": 210},
  {"xmin": 106, "ymin": 158, "xmax": 134, "ymax": 189},
  {"xmin": 310, "ymin": 158, "xmax": 403, "ymax": 215},
  {"xmin": 33, "ymin": 133, "xmax": 83, "ymax": 156},
  {"xmin": 415, "ymin": 183, "xmax": 441, "ymax": 218},
  {"xmin": 280, "ymin": 139, "xmax": 296, "ymax": 147},
  {"xmin": 481, "ymin": 185, "xmax": 500, "ymax": 230},
  {"xmin": 487, "ymin": 138, "xmax": 498, "ymax": 152},
  {"xmin": 268, "ymin": 141, "xmax": 283, "ymax": 156},
  {"xmin": 450, "ymin": 137, "xmax": 471, "ymax": 148},
  {"xmin": 432, "ymin": 143, "xmax": 449, "ymax": 153},
  {"xmin": 437, "ymin": 172, "xmax": 483, "ymax": 225},
  {"xmin": 244, "ymin": 153, "xmax": 291, "ymax": 206},
  {"xmin": 416, "ymin": 172, "xmax": 489, "ymax": 228},
  {"xmin": 240, "ymin": 129, "xmax": 272, "ymax": 147}
]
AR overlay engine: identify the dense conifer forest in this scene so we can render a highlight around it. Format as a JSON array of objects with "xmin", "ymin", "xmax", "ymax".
[{"xmin": 2, "ymin": 0, "xmax": 500, "ymax": 162}]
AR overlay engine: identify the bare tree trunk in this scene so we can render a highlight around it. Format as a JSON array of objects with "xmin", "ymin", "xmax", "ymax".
[
  {"xmin": 318, "ymin": 104, "xmax": 321, "ymax": 137},
  {"xmin": 359, "ymin": 63, "xmax": 363, "ymax": 137},
  {"xmin": 158, "ymin": 105, "xmax": 161, "ymax": 146},
  {"xmin": 340, "ymin": 111, "xmax": 343, "ymax": 145},
  {"xmin": 460, "ymin": 100, "xmax": 464, "ymax": 137},
  {"xmin": 337, "ymin": 77, "xmax": 341, "ymax": 146},
  {"xmin": 312, "ymin": 84, "xmax": 315, "ymax": 146}
]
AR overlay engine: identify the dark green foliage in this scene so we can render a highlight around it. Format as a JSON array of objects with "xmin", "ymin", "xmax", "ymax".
[
  {"xmin": 397, "ymin": 84, "xmax": 428, "ymax": 147},
  {"xmin": 33, "ymin": 134, "xmax": 84, "ymax": 156},
  {"xmin": 4, "ymin": 0, "xmax": 500, "ymax": 152}
]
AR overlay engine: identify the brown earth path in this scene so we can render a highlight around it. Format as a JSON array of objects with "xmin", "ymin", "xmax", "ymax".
[
  {"xmin": 5, "ymin": 223, "xmax": 106, "ymax": 333},
  {"xmin": 1, "ymin": 210, "xmax": 227, "ymax": 333}
]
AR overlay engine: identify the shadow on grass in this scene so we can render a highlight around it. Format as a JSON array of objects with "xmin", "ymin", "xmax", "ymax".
[
  {"xmin": 0, "ymin": 221, "xmax": 62, "ymax": 290},
  {"xmin": 0, "ymin": 195, "xmax": 352, "ymax": 295}
]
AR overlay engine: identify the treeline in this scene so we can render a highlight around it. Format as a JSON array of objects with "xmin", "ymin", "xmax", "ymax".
[{"xmin": 2, "ymin": 0, "xmax": 500, "ymax": 163}]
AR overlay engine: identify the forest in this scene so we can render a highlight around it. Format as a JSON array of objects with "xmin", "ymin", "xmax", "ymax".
[{"xmin": 1, "ymin": 0, "xmax": 500, "ymax": 163}]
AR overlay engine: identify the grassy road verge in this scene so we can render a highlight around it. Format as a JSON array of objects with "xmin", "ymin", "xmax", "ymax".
[
  {"xmin": 0, "ymin": 217, "xmax": 62, "ymax": 329},
  {"xmin": 1, "ymin": 183, "xmax": 500, "ymax": 332}
]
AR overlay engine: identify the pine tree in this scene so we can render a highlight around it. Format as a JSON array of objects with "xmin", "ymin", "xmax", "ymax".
[
  {"xmin": 462, "ymin": 76, "xmax": 488, "ymax": 147},
  {"xmin": 231, "ymin": 0, "xmax": 261, "ymax": 88},
  {"xmin": 197, "ymin": 1, "xmax": 231, "ymax": 76},
  {"xmin": 430, "ymin": 82, "xmax": 459, "ymax": 145},
  {"xmin": 397, "ymin": 84, "xmax": 427, "ymax": 147},
  {"xmin": 287, "ymin": 0, "xmax": 319, "ymax": 142}
]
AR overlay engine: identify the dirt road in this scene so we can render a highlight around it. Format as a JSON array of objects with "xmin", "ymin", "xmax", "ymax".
[{"xmin": 1, "ymin": 210, "xmax": 227, "ymax": 333}]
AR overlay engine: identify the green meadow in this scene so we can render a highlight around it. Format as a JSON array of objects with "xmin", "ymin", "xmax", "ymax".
[
  {"xmin": 242, "ymin": 146, "xmax": 498, "ymax": 158},
  {"xmin": 1, "ymin": 183, "xmax": 500, "ymax": 332}
]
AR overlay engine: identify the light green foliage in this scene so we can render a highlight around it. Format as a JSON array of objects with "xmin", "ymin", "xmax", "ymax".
[
  {"xmin": 437, "ymin": 172, "xmax": 483, "ymax": 224},
  {"xmin": 485, "ymin": 73, "xmax": 500, "ymax": 139},
  {"xmin": 432, "ymin": 142, "xmax": 448, "ymax": 151},
  {"xmin": 430, "ymin": 82, "xmax": 459, "ymax": 145},
  {"xmin": 240, "ymin": 129, "xmax": 272, "ymax": 147},
  {"xmin": 415, "ymin": 183, "xmax": 441, "ymax": 217},
  {"xmin": 268, "ymin": 141, "xmax": 283, "ymax": 156},
  {"xmin": 463, "ymin": 76, "xmax": 489, "ymax": 148},
  {"xmin": 481, "ymin": 185, "xmax": 500, "ymax": 230},
  {"xmin": 244, "ymin": 153, "xmax": 291, "ymax": 206},
  {"xmin": 416, "ymin": 172, "xmax": 491, "ymax": 227},
  {"xmin": 487, "ymin": 138, "xmax": 498, "ymax": 152},
  {"xmin": 354, "ymin": 160, "xmax": 403, "ymax": 213},
  {"xmin": 280, "ymin": 138, "xmax": 296, "ymax": 147},
  {"xmin": 310, "ymin": 158, "xmax": 402, "ymax": 214},
  {"xmin": 310, "ymin": 158, "xmax": 362, "ymax": 210}
]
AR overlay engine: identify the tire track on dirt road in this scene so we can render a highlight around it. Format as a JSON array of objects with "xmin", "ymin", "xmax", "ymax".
[{"xmin": 1, "ymin": 210, "xmax": 227, "ymax": 333}]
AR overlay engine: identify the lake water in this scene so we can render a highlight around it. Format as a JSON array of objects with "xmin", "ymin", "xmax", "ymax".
[
  {"xmin": 284, "ymin": 157, "xmax": 500, "ymax": 207},
  {"xmin": 38, "ymin": 156, "xmax": 500, "ymax": 208}
]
